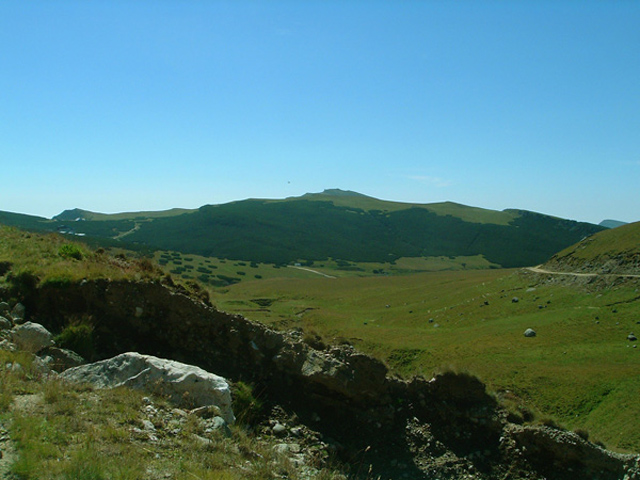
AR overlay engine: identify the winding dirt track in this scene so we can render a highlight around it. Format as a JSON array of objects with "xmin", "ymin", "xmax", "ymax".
[
  {"xmin": 287, "ymin": 265, "xmax": 337, "ymax": 278},
  {"xmin": 526, "ymin": 265, "xmax": 640, "ymax": 278}
]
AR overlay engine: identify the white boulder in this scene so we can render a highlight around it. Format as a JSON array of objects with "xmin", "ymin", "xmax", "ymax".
[
  {"xmin": 11, "ymin": 321, "xmax": 54, "ymax": 353},
  {"xmin": 61, "ymin": 352, "xmax": 234, "ymax": 424}
]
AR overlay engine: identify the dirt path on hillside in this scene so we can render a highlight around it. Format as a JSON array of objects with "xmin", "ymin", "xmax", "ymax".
[
  {"xmin": 526, "ymin": 265, "xmax": 640, "ymax": 278},
  {"xmin": 0, "ymin": 422, "xmax": 16, "ymax": 480},
  {"xmin": 287, "ymin": 265, "xmax": 337, "ymax": 278},
  {"xmin": 0, "ymin": 394, "xmax": 44, "ymax": 479},
  {"xmin": 113, "ymin": 222, "xmax": 142, "ymax": 240}
]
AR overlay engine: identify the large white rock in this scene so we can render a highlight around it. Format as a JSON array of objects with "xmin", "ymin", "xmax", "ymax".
[
  {"xmin": 11, "ymin": 321, "xmax": 54, "ymax": 353},
  {"xmin": 61, "ymin": 352, "xmax": 234, "ymax": 424}
]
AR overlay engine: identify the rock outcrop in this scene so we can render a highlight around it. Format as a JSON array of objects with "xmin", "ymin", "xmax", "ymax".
[
  {"xmin": 61, "ymin": 352, "xmax": 235, "ymax": 425},
  {"xmin": 10, "ymin": 321, "xmax": 53, "ymax": 353},
  {"xmin": 11, "ymin": 279, "xmax": 640, "ymax": 480}
]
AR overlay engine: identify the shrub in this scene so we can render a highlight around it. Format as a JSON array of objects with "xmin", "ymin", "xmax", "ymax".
[
  {"xmin": 232, "ymin": 381, "xmax": 264, "ymax": 426},
  {"xmin": 575, "ymin": 428, "xmax": 590, "ymax": 441},
  {"xmin": 303, "ymin": 330, "xmax": 327, "ymax": 350},
  {"xmin": 0, "ymin": 261, "xmax": 12, "ymax": 276},
  {"xmin": 7, "ymin": 270, "xmax": 39, "ymax": 298},
  {"xmin": 55, "ymin": 321, "xmax": 95, "ymax": 361},
  {"xmin": 58, "ymin": 244, "xmax": 84, "ymax": 261}
]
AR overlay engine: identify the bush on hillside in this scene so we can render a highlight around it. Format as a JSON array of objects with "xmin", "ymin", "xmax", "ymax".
[
  {"xmin": 58, "ymin": 244, "xmax": 84, "ymax": 260},
  {"xmin": 232, "ymin": 381, "xmax": 264, "ymax": 426},
  {"xmin": 55, "ymin": 321, "xmax": 95, "ymax": 361}
]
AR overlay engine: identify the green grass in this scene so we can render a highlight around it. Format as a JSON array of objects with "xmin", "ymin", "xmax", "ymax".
[
  {"xmin": 213, "ymin": 268, "xmax": 640, "ymax": 452},
  {"xmin": 283, "ymin": 191, "xmax": 519, "ymax": 225},
  {"xmin": 3, "ymin": 223, "xmax": 639, "ymax": 454},
  {"xmin": 0, "ymin": 226, "xmax": 162, "ymax": 291},
  {"xmin": 0, "ymin": 351, "xmax": 344, "ymax": 480},
  {"xmin": 551, "ymin": 221, "xmax": 640, "ymax": 264}
]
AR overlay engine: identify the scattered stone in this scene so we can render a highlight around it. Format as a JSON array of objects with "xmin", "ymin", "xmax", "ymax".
[
  {"xmin": 142, "ymin": 419, "xmax": 156, "ymax": 432},
  {"xmin": 190, "ymin": 405, "xmax": 223, "ymax": 419},
  {"xmin": 38, "ymin": 346, "xmax": 85, "ymax": 372},
  {"xmin": 273, "ymin": 422, "xmax": 287, "ymax": 436},
  {"xmin": 0, "ymin": 316, "xmax": 12, "ymax": 331},
  {"xmin": 10, "ymin": 303, "xmax": 26, "ymax": 323},
  {"xmin": 274, "ymin": 443, "xmax": 301, "ymax": 454},
  {"xmin": 512, "ymin": 297, "xmax": 519, "ymax": 303},
  {"xmin": 61, "ymin": 352, "xmax": 235, "ymax": 424},
  {"xmin": 0, "ymin": 339, "xmax": 17, "ymax": 352},
  {"xmin": 627, "ymin": 334, "xmax": 637, "ymax": 342},
  {"xmin": 0, "ymin": 302, "xmax": 10, "ymax": 314},
  {"xmin": 524, "ymin": 328, "xmax": 537, "ymax": 338},
  {"xmin": 10, "ymin": 322, "xmax": 54, "ymax": 353}
]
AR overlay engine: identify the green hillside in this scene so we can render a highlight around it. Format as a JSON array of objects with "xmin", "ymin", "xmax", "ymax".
[
  {"xmin": 54, "ymin": 207, "xmax": 195, "ymax": 222},
  {"xmin": 545, "ymin": 221, "xmax": 640, "ymax": 275},
  {"xmin": 123, "ymin": 195, "xmax": 603, "ymax": 267},
  {"xmin": 0, "ymin": 211, "xmax": 53, "ymax": 231},
  {"xmin": 0, "ymin": 191, "xmax": 605, "ymax": 269},
  {"xmin": 295, "ymin": 189, "xmax": 519, "ymax": 225}
]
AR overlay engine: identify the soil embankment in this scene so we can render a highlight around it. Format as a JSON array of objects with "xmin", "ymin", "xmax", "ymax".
[{"xmin": 14, "ymin": 279, "xmax": 640, "ymax": 479}]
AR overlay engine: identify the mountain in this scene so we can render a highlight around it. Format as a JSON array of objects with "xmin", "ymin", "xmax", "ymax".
[
  {"xmin": 0, "ymin": 191, "xmax": 605, "ymax": 268},
  {"xmin": 543, "ymin": 221, "xmax": 640, "ymax": 275},
  {"xmin": 0, "ymin": 210, "xmax": 52, "ymax": 230},
  {"xmin": 54, "ymin": 207, "xmax": 196, "ymax": 222},
  {"xmin": 599, "ymin": 219, "xmax": 628, "ymax": 229}
]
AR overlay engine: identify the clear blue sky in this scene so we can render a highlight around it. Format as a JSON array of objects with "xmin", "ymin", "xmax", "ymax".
[{"xmin": 1, "ymin": 1, "xmax": 638, "ymax": 224}]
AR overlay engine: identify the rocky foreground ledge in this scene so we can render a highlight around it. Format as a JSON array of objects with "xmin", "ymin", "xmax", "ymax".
[{"xmin": 4, "ymin": 279, "xmax": 640, "ymax": 479}]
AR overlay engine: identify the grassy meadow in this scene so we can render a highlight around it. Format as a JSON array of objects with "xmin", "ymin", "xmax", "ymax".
[
  {"xmin": 2, "ymin": 224, "xmax": 639, "ymax": 454},
  {"xmin": 209, "ymin": 267, "xmax": 640, "ymax": 452}
]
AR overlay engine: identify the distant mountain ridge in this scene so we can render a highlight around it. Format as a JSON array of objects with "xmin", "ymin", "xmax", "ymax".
[
  {"xmin": 599, "ymin": 219, "xmax": 628, "ymax": 229},
  {"xmin": 0, "ymin": 190, "xmax": 606, "ymax": 268},
  {"xmin": 54, "ymin": 207, "xmax": 196, "ymax": 222}
]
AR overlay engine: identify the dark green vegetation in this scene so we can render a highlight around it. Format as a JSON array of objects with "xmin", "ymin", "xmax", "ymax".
[{"xmin": 0, "ymin": 190, "xmax": 604, "ymax": 269}]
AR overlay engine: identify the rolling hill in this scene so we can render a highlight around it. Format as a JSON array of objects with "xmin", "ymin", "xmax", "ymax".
[
  {"xmin": 543, "ymin": 221, "xmax": 640, "ymax": 275},
  {"xmin": 0, "ymin": 190, "xmax": 605, "ymax": 268}
]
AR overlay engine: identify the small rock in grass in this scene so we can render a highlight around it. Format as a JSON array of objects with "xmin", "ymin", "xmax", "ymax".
[{"xmin": 273, "ymin": 423, "xmax": 287, "ymax": 436}]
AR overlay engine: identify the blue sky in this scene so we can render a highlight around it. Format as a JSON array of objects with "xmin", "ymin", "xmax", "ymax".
[{"xmin": 1, "ymin": 1, "xmax": 638, "ymax": 224}]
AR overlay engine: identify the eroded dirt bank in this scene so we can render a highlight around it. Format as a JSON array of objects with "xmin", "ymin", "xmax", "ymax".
[{"xmin": 16, "ymin": 279, "xmax": 640, "ymax": 479}]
